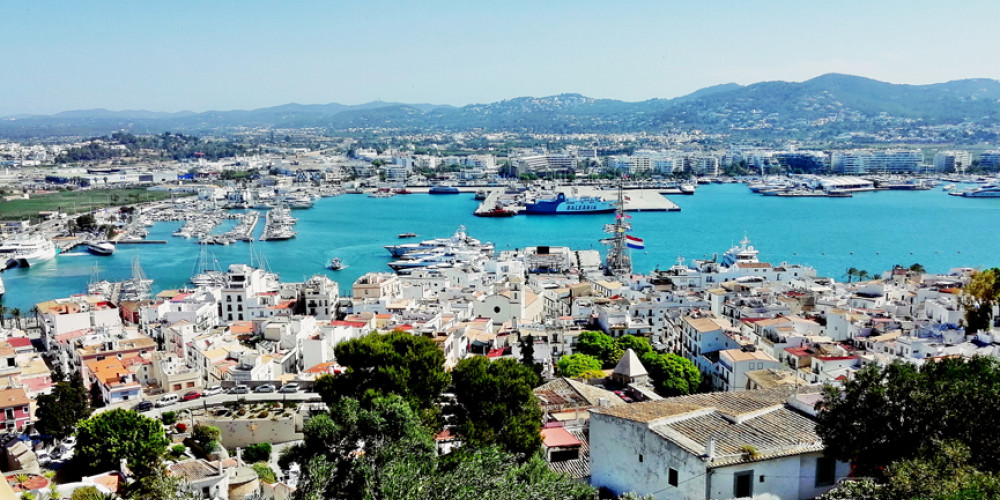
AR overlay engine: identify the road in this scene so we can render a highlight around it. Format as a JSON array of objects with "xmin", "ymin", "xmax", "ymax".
[{"xmin": 99, "ymin": 392, "xmax": 324, "ymax": 418}]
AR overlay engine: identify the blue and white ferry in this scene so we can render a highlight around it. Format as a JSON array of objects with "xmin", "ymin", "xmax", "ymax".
[{"xmin": 524, "ymin": 192, "xmax": 616, "ymax": 214}]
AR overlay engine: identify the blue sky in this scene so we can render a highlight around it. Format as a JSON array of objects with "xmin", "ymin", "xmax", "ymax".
[{"xmin": 2, "ymin": 1, "xmax": 998, "ymax": 115}]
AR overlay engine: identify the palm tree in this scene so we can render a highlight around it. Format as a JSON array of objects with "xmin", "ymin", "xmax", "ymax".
[
  {"xmin": 858, "ymin": 270, "xmax": 871, "ymax": 281},
  {"xmin": 10, "ymin": 308, "xmax": 21, "ymax": 330},
  {"xmin": 909, "ymin": 263, "xmax": 926, "ymax": 274},
  {"xmin": 845, "ymin": 267, "xmax": 859, "ymax": 283},
  {"xmin": 0, "ymin": 304, "xmax": 7, "ymax": 328}
]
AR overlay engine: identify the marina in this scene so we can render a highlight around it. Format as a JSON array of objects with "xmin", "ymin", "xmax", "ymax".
[{"xmin": 0, "ymin": 184, "xmax": 998, "ymax": 311}]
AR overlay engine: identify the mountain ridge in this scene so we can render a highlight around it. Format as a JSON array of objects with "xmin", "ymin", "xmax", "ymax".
[{"xmin": 4, "ymin": 74, "xmax": 1000, "ymax": 140}]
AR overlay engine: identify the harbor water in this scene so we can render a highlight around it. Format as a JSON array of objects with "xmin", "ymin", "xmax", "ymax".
[{"xmin": 2, "ymin": 184, "xmax": 997, "ymax": 311}]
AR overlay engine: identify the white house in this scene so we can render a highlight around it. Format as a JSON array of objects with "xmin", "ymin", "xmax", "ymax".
[{"xmin": 589, "ymin": 387, "xmax": 850, "ymax": 500}]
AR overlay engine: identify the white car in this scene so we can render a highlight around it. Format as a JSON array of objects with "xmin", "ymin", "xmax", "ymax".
[
  {"xmin": 202, "ymin": 386, "xmax": 224, "ymax": 397},
  {"xmin": 36, "ymin": 452, "xmax": 51, "ymax": 466}
]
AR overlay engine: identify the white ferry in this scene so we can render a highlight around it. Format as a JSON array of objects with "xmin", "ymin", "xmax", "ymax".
[
  {"xmin": 0, "ymin": 236, "xmax": 57, "ymax": 269},
  {"xmin": 952, "ymin": 184, "xmax": 1000, "ymax": 198}
]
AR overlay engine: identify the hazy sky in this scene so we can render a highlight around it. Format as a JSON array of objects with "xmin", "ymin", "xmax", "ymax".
[{"xmin": 2, "ymin": 1, "xmax": 998, "ymax": 115}]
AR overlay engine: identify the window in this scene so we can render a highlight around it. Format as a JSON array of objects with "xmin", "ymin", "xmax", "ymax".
[
  {"xmin": 816, "ymin": 456, "xmax": 836, "ymax": 487},
  {"xmin": 734, "ymin": 471, "xmax": 753, "ymax": 498},
  {"xmin": 668, "ymin": 468, "xmax": 678, "ymax": 487}
]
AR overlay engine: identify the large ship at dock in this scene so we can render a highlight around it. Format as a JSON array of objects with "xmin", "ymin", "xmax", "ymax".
[
  {"xmin": 524, "ymin": 191, "xmax": 615, "ymax": 214},
  {"xmin": 0, "ymin": 236, "xmax": 57, "ymax": 269}
]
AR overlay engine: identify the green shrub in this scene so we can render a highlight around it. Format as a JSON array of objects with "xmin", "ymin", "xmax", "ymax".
[
  {"xmin": 243, "ymin": 442, "xmax": 272, "ymax": 463},
  {"xmin": 252, "ymin": 462, "xmax": 277, "ymax": 484},
  {"xmin": 160, "ymin": 411, "xmax": 177, "ymax": 426}
]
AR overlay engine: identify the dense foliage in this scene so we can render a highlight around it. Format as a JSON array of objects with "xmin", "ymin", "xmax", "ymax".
[
  {"xmin": 74, "ymin": 409, "xmax": 170, "ymax": 483},
  {"xmin": 573, "ymin": 330, "xmax": 700, "ymax": 396},
  {"xmin": 315, "ymin": 331, "xmax": 450, "ymax": 423},
  {"xmin": 34, "ymin": 372, "xmax": 91, "ymax": 440},
  {"xmin": 962, "ymin": 268, "xmax": 1000, "ymax": 333},
  {"xmin": 57, "ymin": 132, "xmax": 245, "ymax": 163},
  {"xmin": 640, "ymin": 352, "xmax": 701, "ymax": 397},
  {"xmin": 242, "ymin": 442, "xmax": 272, "ymax": 463},
  {"xmin": 451, "ymin": 357, "xmax": 543, "ymax": 457},
  {"xmin": 556, "ymin": 353, "xmax": 604, "ymax": 377},
  {"xmin": 284, "ymin": 395, "xmax": 593, "ymax": 500},
  {"xmin": 817, "ymin": 357, "xmax": 1000, "ymax": 478}
]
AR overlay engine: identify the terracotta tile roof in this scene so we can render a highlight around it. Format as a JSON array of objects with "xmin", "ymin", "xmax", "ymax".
[
  {"xmin": 542, "ymin": 426, "xmax": 582, "ymax": 448},
  {"xmin": 0, "ymin": 388, "xmax": 29, "ymax": 408}
]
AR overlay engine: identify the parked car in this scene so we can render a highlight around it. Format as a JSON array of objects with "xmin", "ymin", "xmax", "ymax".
[
  {"xmin": 228, "ymin": 386, "xmax": 250, "ymax": 395},
  {"xmin": 62, "ymin": 435, "xmax": 76, "ymax": 447},
  {"xmin": 254, "ymin": 384, "xmax": 275, "ymax": 393},
  {"xmin": 155, "ymin": 394, "xmax": 180, "ymax": 407},
  {"xmin": 182, "ymin": 391, "xmax": 202, "ymax": 401},
  {"xmin": 133, "ymin": 401, "xmax": 154, "ymax": 412},
  {"xmin": 202, "ymin": 385, "xmax": 224, "ymax": 397},
  {"xmin": 278, "ymin": 383, "xmax": 299, "ymax": 393},
  {"xmin": 36, "ymin": 452, "xmax": 51, "ymax": 466}
]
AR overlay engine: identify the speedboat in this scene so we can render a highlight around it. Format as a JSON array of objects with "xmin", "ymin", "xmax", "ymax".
[
  {"xmin": 398, "ymin": 232, "xmax": 417, "ymax": 239},
  {"xmin": 87, "ymin": 241, "xmax": 116, "ymax": 256},
  {"xmin": 328, "ymin": 257, "xmax": 347, "ymax": 271}
]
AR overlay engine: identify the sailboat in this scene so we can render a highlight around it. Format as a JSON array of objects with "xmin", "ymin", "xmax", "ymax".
[
  {"xmin": 191, "ymin": 245, "xmax": 226, "ymax": 287},
  {"xmin": 86, "ymin": 263, "xmax": 114, "ymax": 298}
]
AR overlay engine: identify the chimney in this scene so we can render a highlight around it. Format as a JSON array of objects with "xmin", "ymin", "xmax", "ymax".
[
  {"xmin": 705, "ymin": 439, "xmax": 716, "ymax": 461},
  {"xmin": 598, "ymin": 398, "xmax": 609, "ymax": 408}
]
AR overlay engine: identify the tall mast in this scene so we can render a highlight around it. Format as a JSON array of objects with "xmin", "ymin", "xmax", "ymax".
[{"xmin": 603, "ymin": 177, "xmax": 631, "ymax": 279}]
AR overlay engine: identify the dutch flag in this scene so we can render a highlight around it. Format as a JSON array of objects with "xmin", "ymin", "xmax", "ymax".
[{"xmin": 625, "ymin": 235, "xmax": 644, "ymax": 250}]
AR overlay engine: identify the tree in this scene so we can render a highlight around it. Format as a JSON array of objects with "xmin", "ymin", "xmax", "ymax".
[
  {"xmin": 74, "ymin": 409, "xmax": 169, "ymax": 479},
  {"xmin": 575, "ymin": 330, "xmax": 622, "ymax": 368},
  {"xmin": 816, "ymin": 357, "xmax": 1000, "ymax": 478},
  {"xmin": 243, "ymin": 442, "xmax": 272, "ymax": 463},
  {"xmin": 617, "ymin": 335, "xmax": 653, "ymax": 357},
  {"xmin": 909, "ymin": 263, "xmax": 926, "ymax": 274},
  {"xmin": 962, "ymin": 268, "xmax": 1000, "ymax": 333},
  {"xmin": 845, "ymin": 267, "xmax": 859, "ymax": 283},
  {"xmin": 452, "ymin": 357, "xmax": 543, "ymax": 458},
  {"xmin": 252, "ymin": 462, "xmax": 277, "ymax": 484},
  {"xmin": 10, "ymin": 308, "xmax": 20, "ymax": 330},
  {"xmin": 316, "ymin": 331, "xmax": 450, "ymax": 421},
  {"xmin": 286, "ymin": 396, "xmax": 593, "ymax": 500},
  {"xmin": 556, "ymin": 353, "xmax": 603, "ymax": 377},
  {"xmin": 286, "ymin": 395, "xmax": 437, "ymax": 499},
  {"xmin": 191, "ymin": 424, "xmax": 220, "ymax": 444},
  {"xmin": 35, "ymin": 372, "xmax": 92, "ymax": 440},
  {"xmin": 640, "ymin": 352, "xmax": 701, "ymax": 397}
]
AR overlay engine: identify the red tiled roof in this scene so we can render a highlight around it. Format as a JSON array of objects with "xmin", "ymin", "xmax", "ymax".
[
  {"xmin": 5, "ymin": 337, "xmax": 31, "ymax": 349},
  {"xmin": 541, "ymin": 427, "xmax": 582, "ymax": 448}
]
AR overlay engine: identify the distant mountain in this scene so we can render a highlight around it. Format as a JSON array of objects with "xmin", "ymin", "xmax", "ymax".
[{"xmin": 3, "ymin": 74, "xmax": 1000, "ymax": 141}]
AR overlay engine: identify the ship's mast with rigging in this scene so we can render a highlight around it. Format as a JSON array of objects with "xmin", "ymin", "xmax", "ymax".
[{"xmin": 603, "ymin": 177, "xmax": 631, "ymax": 279}]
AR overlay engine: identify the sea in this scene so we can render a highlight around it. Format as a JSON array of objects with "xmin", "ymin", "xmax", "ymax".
[{"xmin": 2, "ymin": 184, "xmax": 997, "ymax": 312}]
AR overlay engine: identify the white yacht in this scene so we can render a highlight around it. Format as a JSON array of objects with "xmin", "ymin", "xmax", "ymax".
[
  {"xmin": 87, "ymin": 241, "xmax": 116, "ymax": 256},
  {"xmin": 719, "ymin": 236, "xmax": 760, "ymax": 268},
  {"xmin": 0, "ymin": 236, "xmax": 57, "ymax": 269}
]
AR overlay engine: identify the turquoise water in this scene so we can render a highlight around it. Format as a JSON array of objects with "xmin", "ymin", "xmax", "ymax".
[{"xmin": 3, "ymin": 185, "xmax": 997, "ymax": 312}]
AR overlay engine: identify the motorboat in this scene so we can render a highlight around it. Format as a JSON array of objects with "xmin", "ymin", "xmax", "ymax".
[
  {"xmin": 87, "ymin": 241, "xmax": 116, "ymax": 256},
  {"xmin": 474, "ymin": 205, "xmax": 517, "ymax": 218},
  {"xmin": 398, "ymin": 233, "xmax": 418, "ymax": 239},
  {"xmin": 328, "ymin": 257, "xmax": 347, "ymax": 271}
]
